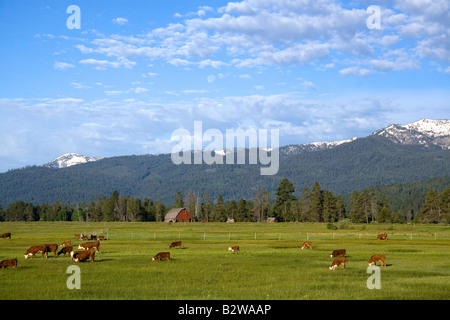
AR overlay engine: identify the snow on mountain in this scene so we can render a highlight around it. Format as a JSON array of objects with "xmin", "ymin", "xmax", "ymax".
[
  {"xmin": 44, "ymin": 153, "xmax": 103, "ymax": 169},
  {"xmin": 279, "ymin": 137, "xmax": 358, "ymax": 158},
  {"xmin": 372, "ymin": 119, "xmax": 450, "ymax": 149},
  {"xmin": 42, "ymin": 119, "xmax": 449, "ymax": 169}
]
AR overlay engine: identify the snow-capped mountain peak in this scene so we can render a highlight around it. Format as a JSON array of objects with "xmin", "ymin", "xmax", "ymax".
[
  {"xmin": 44, "ymin": 153, "xmax": 103, "ymax": 169},
  {"xmin": 372, "ymin": 119, "xmax": 450, "ymax": 149}
]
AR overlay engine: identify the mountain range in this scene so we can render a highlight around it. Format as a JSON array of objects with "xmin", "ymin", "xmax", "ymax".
[{"xmin": 1, "ymin": 119, "xmax": 449, "ymax": 206}]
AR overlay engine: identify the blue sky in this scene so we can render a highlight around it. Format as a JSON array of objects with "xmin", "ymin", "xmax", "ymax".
[{"xmin": 0, "ymin": 0, "xmax": 449, "ymax": 172}]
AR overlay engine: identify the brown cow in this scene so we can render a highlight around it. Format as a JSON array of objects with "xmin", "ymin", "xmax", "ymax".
[
  {"xmin": 58, "ymin": 245, "xmax": 73, "ymax": 256},
  {"xmin": 330, "ymin": 249, "xmax": 346, "ymax": 258},
  {"xmin": 228, "ymin": 246, "xmax": 240, "ymax": 254},
  {"xmin": 377, "ymin": 234, "xmax": 388, "ymax": 240},
  {"xmin": 368, "ymin": 254, "xmax": 386, "ymax": 267},
  {"xmin": 0, "ymin": 258, "xmax": 17, "ymax": 269},
  {"xmin": 60, "ymin": 240, "xmax": 71, "ymax": 247},
  {"xmin": 169, "ymin": 241, "xmax": 182, "ymax": 249},
  {"xmin": 78, "ymin": 241, "xmax": 100, "ymax": 252},
  {"xmin": 329, "ymin": 257, "xmax": 347, "ymax": 270},
  {"xmin": 98, "ymin": 235, "xmax": 105, "ymax": 241},
  {"xmin": 152, "ymin": 252, "xmax": 170, "ymax": 261},
  {"xmin": 301, "ymin": 241, "xmax": 312, "ymax": 249},
  {"xmin": 1, "ymin": 232, "xmax": 11, "ymax": 239},
  {"xmin": 89, "ymin": 235, "xmax": 97, "ymax": 240},
  {"xmin": 44, "ymin": 244, "xmax": 58, "ymax": 258},
  {"xmin": 24, "ymin": 245, "xmax": 48, "ymax": 259},
  {"xmin": 71, "ymin": 248, "xmax": 96, "ymax": 263},
  {"xmin": 74, "ymin": 234, "xmax": 80, "ymax": 239}
]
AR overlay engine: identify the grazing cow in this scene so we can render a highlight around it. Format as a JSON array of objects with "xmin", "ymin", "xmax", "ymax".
[
  {"xmin": 377, "ymin": 234, "xmax": 388, "ymax": 240},
  {"xmin": 89, "ymin": 235, "xmax": 97, "ymax": 240},
  {"xmin": 330, "ymin": 249, "xmax": 346, "ymax": 258},
  {"xmin": 0, "ymin": 258, "xmax": 17, "ymax": 269},
  {"xmin": 228, "ymin": 246, "xmax": 240, "ymax": 254},
  {"xmin": 98, "ymin": 235, "xmax": 105, "ymax": 241},
  {"xmin": 71, "ymin": 248, "xmax": 96, "ymax": 263},
  {"xmin": 169, "ymin": 241, "xmax": 182, "ymax": 249},
  {"xmin": 58, "ymin": 245, "xmax": 73, "ymax": 256},
  {"xmin": 78, "ymin": 241, "xmax": 100, "ymax": 252},
  {"xmin": 152, "ymin": 252, "xmax": 170, "ymax": 261},
  {"xmin": 1, "ymin": 232, "xmax": 11, "ymax": 239},
  {"xmin": 24, "ymin": 245, "xmax": 49, "ymax": 259},
  {"xmin": 60, "ymin": 240, "xmax": 71, "ymax": 247},
  {"xmin": 80, "ymin": 235, "xmax": 89, "ymax": 241},
  {"xmin": 74, "ymin": 234, "xmax": 80, "ymax": 239},
  {"xmin": 329, "ymin": 257, "xmax": 347, "ymax": 271},
  {"xmin": 44, "ymin": 244, "xmax": 59, "ymax": 258},
  {"xmin": 368, "ymin": 254, "xmax": 386, "ymax": 267},
  {"xmin": 301, "ymin": 241, "xmax": 312, "ymax": 249}
]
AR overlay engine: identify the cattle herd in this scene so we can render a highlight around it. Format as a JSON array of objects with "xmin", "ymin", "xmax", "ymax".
[
  {"xmin": 0, "ymin": 232, "xmax": 105, "ymax": 269},
  {"xmin": 1, "ymin": 231, "xmax": 388, "ymax": 271}
]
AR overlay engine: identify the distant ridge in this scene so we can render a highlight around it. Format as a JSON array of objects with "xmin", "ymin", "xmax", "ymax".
[{"xmin": 0, "ymin": 118, "xmax": 448, "ymax": 206}]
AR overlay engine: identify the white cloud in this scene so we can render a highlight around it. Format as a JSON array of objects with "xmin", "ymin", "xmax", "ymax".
[
  {"xmin": 112, "ymin": 17, "xmax": 128, "ymax": 25},
  {"xmin": 133, "ymin": 87, "xmax": 149, "ymax": 94},
  {"xmin": 339, "ymin": 67, "xmax": 370, "ymax": 77},
  {"xmin": 79, "ymin": 58, "xmax": 136, "ymax": 70},
  {"xmin": 54, "ymin": 61, "xmax": 75, "ymax": 70}
]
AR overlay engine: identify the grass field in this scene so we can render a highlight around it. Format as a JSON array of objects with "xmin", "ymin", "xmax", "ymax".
[{"xmin": 0, "ymin": 221, "xmax": 449, "ymax": 300}]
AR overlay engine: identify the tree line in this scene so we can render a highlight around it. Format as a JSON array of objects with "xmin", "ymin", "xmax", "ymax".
[{"xmin": 0, "ymin": 179, "xmax": 448, "ymax": 224}]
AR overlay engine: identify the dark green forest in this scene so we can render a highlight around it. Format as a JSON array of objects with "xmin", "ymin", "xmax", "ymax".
[
  {"xmin": 1, "ymin": 179, "xmax": 449, "ymax": 224},
  {"xmin": 1, "ymin": 135, "xmax": 449, "ymax": 207},
  {"xmin": 0, "ymin": 135, "xmax": 449, "ymax": 224}
]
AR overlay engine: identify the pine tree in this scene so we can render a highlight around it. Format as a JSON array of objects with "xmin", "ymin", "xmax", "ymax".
[
  {"xmin": 299, "ymin": 186, "xmax": 311, "ymax": 222},
  {"xmin": 213, "ymin": 194, "xmax": 227, "ymax": 222},
  {"xmin": 174, "ymin": 191, "xmax": 184, "ymax": 208},
  {"xmin": 440, "ymin": 189, "xmax": 450, "ymax": 224},
  {"xmin": 322, "ymin": 189, "xmax": 337, "ymax": 222},
  {"xmin": 421, "ymin": 190, "xmax": 441, "ymax": 223},
  {"xmin": 273, "ymin": 178, "xmax": 296, "ymax": 222},
  {"xmin": 310, "ymin": 182, "xmax": 323, "ymax": 222}
]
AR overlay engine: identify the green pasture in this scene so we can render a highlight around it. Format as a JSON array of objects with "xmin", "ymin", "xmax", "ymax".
[{"xmin": 0, "ymin": 222, "xmax": 449, "ymax": 300}]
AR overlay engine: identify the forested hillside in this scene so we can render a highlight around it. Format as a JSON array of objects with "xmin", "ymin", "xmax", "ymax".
[{"xmin": 0, "ymin": 135, "xmax": 449, "ymax": 209}]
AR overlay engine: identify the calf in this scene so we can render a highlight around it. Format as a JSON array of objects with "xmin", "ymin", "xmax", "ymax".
[
  {"xmin": 78, "ymin": 240, "xmax": 100, "ymax": 252},
  {"xmin": 330, "ymin": 249, "xmax": 346, "ymax": 258},
  {"xmin": 71, "ymin": 248, "xmax": 96, "ymax": 263},
  {"xmin": 97, "ymin": 235, "xmax": 105, "ymax": 241},
  {"xmin": 228, "ymin": 246, "xmax": 240, "ymax": 254},
  {"xmin": 0, "ymin": 258, "xmax": 17, "ymax": 269},
  {"xmin": 60, "ymin": 240, "xmax": 71, "ymax": 247},
  {"xmin": 44, "ymin": 244, "xmax": 59, "ymax": 258},
  {"xmin": 169, "ymin": 241, "xmax": 182, "ymax": 249},
  {"xmin": 152, "ymin": 252, "xmax": 170, "ymax": 261},
  {"xmin": 24, "ymin": 245, "xmax": 48, "ymax": 259},
  {"xmin": 301, "ymin": 241, "xmax": 312, "ymax": 249},
  {"xmin": 368, "ymin": 254, "xmax": 386, "ymax": 267},
  {"xmin": 1, "ymin": 232, "xmax": 11, "ymax": 239},
  {"xmin": 377, "ymin": 233, "xmax": 388, "ymax": 240},
  {"xmin": 58, "ymin": 245, "xmax": 73, "ymax": 256},
  {"xmin": 329, "ymin": 257, "xmax": 347, "ymax": 271}
]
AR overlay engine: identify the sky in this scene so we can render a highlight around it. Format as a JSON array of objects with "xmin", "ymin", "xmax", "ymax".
[{"xmin": 0, "ymin": 0, "xmax": 449, "ymax": 172}]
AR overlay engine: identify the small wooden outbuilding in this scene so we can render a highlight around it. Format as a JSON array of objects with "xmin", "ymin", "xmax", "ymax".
[{"xmin": 164, "ymin": 207, "xmax": 193, "ymax": 222}]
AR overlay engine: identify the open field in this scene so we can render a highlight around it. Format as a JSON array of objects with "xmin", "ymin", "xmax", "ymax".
[{"xmin": 0, "ymin": 222, "xmax": 449, "ymax": 300}]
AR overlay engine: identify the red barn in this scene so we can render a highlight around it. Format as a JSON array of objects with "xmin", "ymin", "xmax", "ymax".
[{"xmin": 164, "ymin": 208, "xmax": 193, "ymax": 222}]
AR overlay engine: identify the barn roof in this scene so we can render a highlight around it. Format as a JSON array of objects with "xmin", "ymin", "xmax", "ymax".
[{"xmin": 164, "ymin": 207, "xmax": 186, "ymax": 221}]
